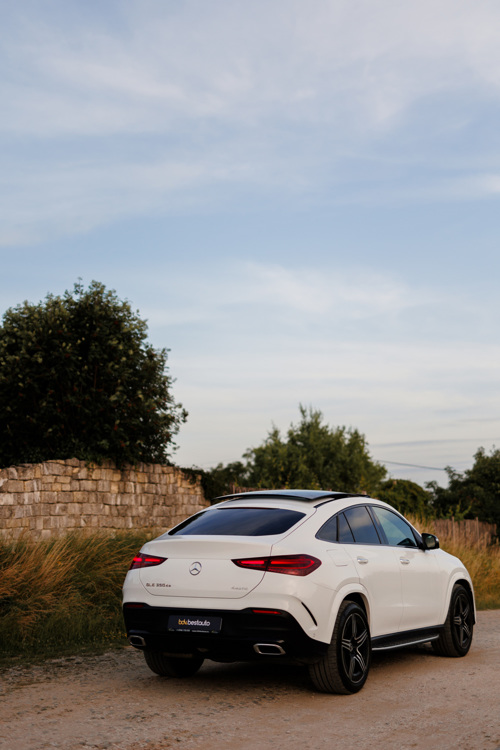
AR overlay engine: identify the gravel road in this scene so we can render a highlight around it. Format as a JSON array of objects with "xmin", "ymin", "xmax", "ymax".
[{"xmin": 1, "ymin": 610, "xmax": 499, "ymax": 750}]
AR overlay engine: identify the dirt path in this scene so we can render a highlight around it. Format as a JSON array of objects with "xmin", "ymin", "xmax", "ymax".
[{"xmin": 1, "ymin": 610, "xmax": 499, "ymax": 750}]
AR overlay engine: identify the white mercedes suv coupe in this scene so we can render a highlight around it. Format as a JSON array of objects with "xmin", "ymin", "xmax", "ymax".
[{"xmin": 122, "ymin": 490, "xmax": 475, "ymax": 694}]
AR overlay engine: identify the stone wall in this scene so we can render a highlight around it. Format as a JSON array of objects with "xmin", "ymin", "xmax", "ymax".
[{"xmin": 0, "ymin": 458, "xmax": 208, "ymax": 540}]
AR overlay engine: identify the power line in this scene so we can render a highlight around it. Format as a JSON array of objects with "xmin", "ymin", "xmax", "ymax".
[{"xmin": 379, "ymin": 459, "xmax": 447, "ymax": 472}]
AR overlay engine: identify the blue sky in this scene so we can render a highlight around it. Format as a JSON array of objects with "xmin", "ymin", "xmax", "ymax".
[{"xmin": 2, "ymin": 0, "xmax": 500, "ymax": 486}]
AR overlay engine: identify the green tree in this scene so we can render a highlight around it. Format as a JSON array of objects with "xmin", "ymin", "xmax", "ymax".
[
  {"xmin": 376, "ymin": 479, "xmax": 433, "ymax": 517},
  {"xmin": 0, "ymin": 281, "xmax": 187, "ymax": 467},
  {"xmin": 206, "ymin": 405, "xmax": 386, "ymax": 495},
  {"xmin": 428, "ymin": 447, "xmax": 500, "ymax": 528}
]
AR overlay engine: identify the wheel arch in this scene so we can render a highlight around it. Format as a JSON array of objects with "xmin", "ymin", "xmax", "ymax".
[
  {"xmin": 321, "ymin": 585, "xmax": 371, "ymax": 644},
  {"xmin": 343, "ymin": 592, "xmax": 370, "ymax": 622},
  {"xmin": 453, "ymin": 578, "xmax": 476, "ymax": 623}
]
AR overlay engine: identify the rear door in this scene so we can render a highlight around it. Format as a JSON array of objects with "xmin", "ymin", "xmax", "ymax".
[{"xmin": 339, "ymin": 505, "xmax": 404, "ymax": 637}]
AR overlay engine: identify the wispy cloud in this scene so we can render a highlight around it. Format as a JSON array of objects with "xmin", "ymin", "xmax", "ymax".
[{"xmin": 3, "ymin": 1, "xmax": 500, "ymax": 244}]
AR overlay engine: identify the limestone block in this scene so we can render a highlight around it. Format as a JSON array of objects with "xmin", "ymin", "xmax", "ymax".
[
  {"xmin": 6, "ymin": 467, "xmax": 19, "ymax": 479},
  {"xmin": 42, "ymin": 492, "xmax": 58, "ymax": 504},
  {"xmin": 80, "ymin": 480, "xmax": 97, "ymax": 492},
  {"xmin": 0, "ymin": 493, "xmax": 15, "ymax": 505},
  {"xmin": 55, "ymin": 475, "xmax": 71, "ymax": 485},
  {"xmin": 97, "ymin": 480, "xmax": 111, "ymax": 493},
  {"xmin": 16, "ymin": 465, "xmax": 33, "ymax": 480},
  {"xmin": 44, "ymin": 461, "xmax": 66, "ymax": 476},
  {"xmin": 65, "ymin": 458, "xmax": 81, "ymax": 467},
  {"xmin": 5, "ymin": 480, "xmax": 24, "ymax": 493}
]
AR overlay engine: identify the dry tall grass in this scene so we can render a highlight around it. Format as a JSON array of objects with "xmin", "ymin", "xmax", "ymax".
[{"xmin": 0, "ymin": 530, "xmax": 153, "ymax": 659}]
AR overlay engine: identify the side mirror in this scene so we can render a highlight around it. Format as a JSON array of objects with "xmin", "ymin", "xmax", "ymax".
[{"xmin": 422, "ymin": 533, "xmax": 440, "ymax": 550}]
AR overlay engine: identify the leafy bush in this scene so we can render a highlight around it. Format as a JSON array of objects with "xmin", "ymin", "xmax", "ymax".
[
  {"xmin": 376, "ymin": 479, "xmax": 433, "ymax": 517},
  {"xmin": 0, "ymin": 281, "xmax": 187, "ymax": 467},
  {"xmin": 202, "ymin": 406, "xmax": 387, "ymax": 497},
  {"xmin": 427, "ymin": 447, "xmax": 500, "ymax": 529}
]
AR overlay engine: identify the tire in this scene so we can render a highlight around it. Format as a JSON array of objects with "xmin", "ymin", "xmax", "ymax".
[
  {"xmin": 144, "ymin": 650, "xmax": 204, "ymax": 677},
  {"xmin": 433, "ymin": 584, "xmax": 474, "ymax": 657},
  {"xmin": 309, "ymin": 600, "xmax": 371, "ymax": 694}
]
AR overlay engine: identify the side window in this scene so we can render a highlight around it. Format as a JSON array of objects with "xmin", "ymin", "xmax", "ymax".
[
  {"xmin": 372, "ymin": 507, "xmax": 418, "ymax": 547},
  {"xmin": 338, "ymin": 513, "xmax": 354, "ymax": 543},
  {"xmin": 343, "ymin": 506, "xmax": 381, "ymax": 545},
  {"xmin": 316, "ymin": 514, "xmax": 338, "ymax": 543}
]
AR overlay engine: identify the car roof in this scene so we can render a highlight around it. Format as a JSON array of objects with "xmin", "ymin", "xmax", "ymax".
[{"xmin": 214, "ymin": 489, "xmax": 364, "ymax": 506}]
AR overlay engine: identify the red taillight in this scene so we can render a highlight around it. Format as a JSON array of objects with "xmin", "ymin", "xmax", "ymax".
[
  {"xmin": 129, "ymin": 553, "xmax": 167, "ymax": 570},
  {"xmin": 232, "ymin": 554, "xmax": 321, "ymax": 576}
]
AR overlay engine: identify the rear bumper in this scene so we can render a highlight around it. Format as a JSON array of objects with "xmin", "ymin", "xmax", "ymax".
[{"xmin": 123, "ymin": 603, "xmax": 328, "ymax": 663}]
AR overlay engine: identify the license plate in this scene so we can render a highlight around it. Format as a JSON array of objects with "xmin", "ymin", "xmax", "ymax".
[{"xmin": 167, "ymin": 614, "xmax": 222, "ymax": 634}]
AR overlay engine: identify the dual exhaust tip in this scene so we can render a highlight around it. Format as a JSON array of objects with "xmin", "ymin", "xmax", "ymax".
[
  {"xmin": 253, "ymin": 642, "xmax": 286, "ymax": 656},
  {"xmin": 129, "ymin": 635, "xmax": 146, "ymax": 648},
  {"xmin": 129, "ymin": 635, "xmax": 286, "ymax": 656}
]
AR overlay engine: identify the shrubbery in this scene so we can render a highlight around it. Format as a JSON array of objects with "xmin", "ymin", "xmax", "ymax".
[{"xmin": 0, "ymin": 281, "xmax": 187, "ymax": 467}]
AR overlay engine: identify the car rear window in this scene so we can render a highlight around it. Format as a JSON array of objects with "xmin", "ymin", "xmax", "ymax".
[{"xmin": 169, "ymin": 507, "xmax": 306, "ymax": 536}]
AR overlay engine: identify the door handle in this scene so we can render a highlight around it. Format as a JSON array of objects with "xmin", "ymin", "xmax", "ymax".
[
  {"xmin": 356, "ymin": 556, "xmax": 369, "ymax": 564},
  {"xmin": 399, "ymin": 557, "xmax": 410, "ymax": 565}
]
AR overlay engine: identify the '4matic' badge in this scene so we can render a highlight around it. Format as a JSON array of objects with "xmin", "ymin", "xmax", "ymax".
[{"xmin": 189, "ymin": 561, "xmax": 202, "ymax": 575}]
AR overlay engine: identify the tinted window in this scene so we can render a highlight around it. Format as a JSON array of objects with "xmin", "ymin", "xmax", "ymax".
[
  {"xmin": 338, "ymin": 513, "xmax": 354, "ymax": 543},
  {"xmin": 316, "ymin": 514, "xmax": 338, "ymax": 543},
  {"xmin": 372, "ymin": 507, "xmax": 418, "ymax": 547},
  {"xmin": 169, "ymin": 507, "xmax": 305, "ymax": 537},
  {"xmin": 343, "ymin": 506, "xmax": 381, "ymax": 544}
]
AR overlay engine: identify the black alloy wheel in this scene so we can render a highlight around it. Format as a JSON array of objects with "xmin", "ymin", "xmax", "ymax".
[
  {"xmin": 433, "ymin": 584, "xmax": 474, "ymax": 657},
  {"xmin": 340, "ymin": 609, "xmax": 370, "ymax": 685},
  {"xmin": 309, "ymin": 600, "xmax": 371, "ymax": 694}
]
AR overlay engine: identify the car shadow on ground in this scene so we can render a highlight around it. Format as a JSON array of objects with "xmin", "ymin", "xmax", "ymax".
[{"xmin": 135, "ymin": 643, "xmax": 441, "ymax": 696}]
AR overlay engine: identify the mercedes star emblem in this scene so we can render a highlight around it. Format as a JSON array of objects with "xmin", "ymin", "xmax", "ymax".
[{"xmin": 189, "ymin": 561, "xmax": 202, "ymax": 575}]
